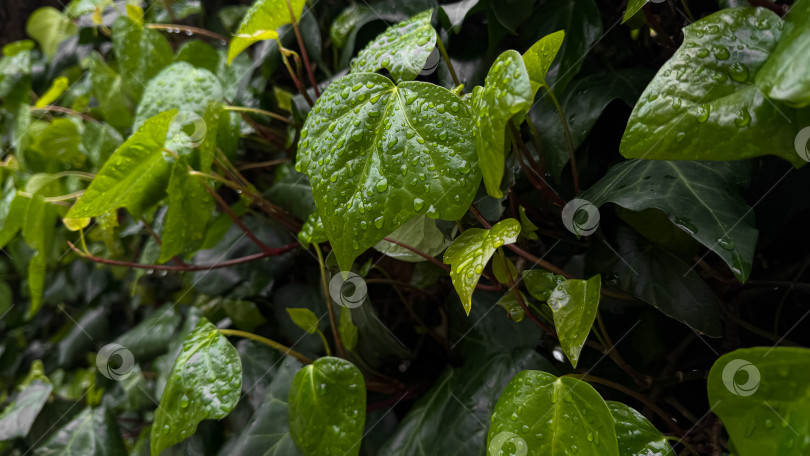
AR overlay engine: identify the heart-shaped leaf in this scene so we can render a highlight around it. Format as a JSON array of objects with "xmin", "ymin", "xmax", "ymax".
[
  {"xmin": 581, "ymin": 159, "xmax": 757, "ymax": 282},
  {"xmin": 620, "ymin": 7, "xmax": 807, "ymax": 166},
  {"xmin": 151, "ymin": 318, "xmax": 242, "ymax": 456},
  {"xmin": 708, "ymin": 347, "xmax": 810, "ymax": 455},
  {"xmin": 443, "ymin": 218, "xmax": 521, "ymax": 314},
  {"xmin": 756, "ymin": 0, "xmax": 810, "ymax": 107},
  {"xmin": 471, "ymin": 50, "xmax": 532, "ymax": 197},
  {"xmin": 548, "ymin": 274, "xmax": 601, "ymax": 368},
  {"xmin": 523, "ymin": 30, "xmax": 565, "ymax": 94},
  {"xmin": 295, "ymin": 72, "xmax": 480, "ymax": 272},
  {"xmin": 350, "ymin": 9, "xmax": 437, "ymax": 82},
  {"xmin": 227, "ymin": 0, "xmax": 306, "ymax": 64},
  {"xmin": 607, "ymin": 401, "xmax": 675, "ymax": 456},
  {"xmin": 488, "ymin": 371, "xmax": 619, "ymax": 456},
  {"xmin": 288, "ymin": 356, "xmax": 366, "ymax": 456}
]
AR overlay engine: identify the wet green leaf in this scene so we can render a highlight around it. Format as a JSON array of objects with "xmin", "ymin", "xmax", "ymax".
[
  {"xmin": 0, "ymin": 190, "xmax": 29, "ymax": 249},
  {"xmin": 620, "ymin": 7, "xmax": 806, "ymax": 166},
  {"xmin": 350, "ymin": 9, "xmax": 437, "ymax": 82},
  {"xmin": 488, "ymin": 371, "xmax": 619, "ymax": 456},
  {"xmin": 112, "ymin": 15, "xmax": 173, "ymax": 101},
  {"xmin": 756, "ymin": 0, "xmax": 810, "ymax": 107},
  {"xmin": 607, "ymin": 401, "xmax": 674, "ymax": 456},
  {"xmin": 523, "ymin": 269, "xmax": 566, "ymax": 302},
  {"xmin": 114, "ymin": 305, "xmax": 183, "ymax": 361},
  {"xmin": 227, "ymin": 0, "xmax": 306, "ymax": 64},
  {"xmin": 151, "ymin": 318, "xmax": 242, "ymax": 456},
  {"xmin": 523, "ymin": 30, "xmax": 565, "ymax": 94},
  {"xmin": 581, "ymin": 159, "xmax": 756, "ymax": 282},
  {"xmin": 297, "ymin": 212, "xmax": 327, "ymax": 248},
  {"xmin": 373, "ymin": 215, "xmax": 450, "ymax": 262},
  {"xmin": 548, "ymin": 275, "xmax": 600, "ymax": 368},
  {"xmin": 67, "ymin": 110, "xmax": 176, "ymax": 219},
  {"xmin": 0, "ymin": 380, "xmax": 52, "ymax": 440},
  {"xmin": 443, "ymin": 218, "xmax": 521, "ymax": 314},
  {"xmin": 708, "ymin": 347, "xmax": 810, "ymax": 455},
  {"xmin": 296, "ymin": 72, "xmax": 480, "ymax": 271},
  {"xmin": 25, "ymin": 7, "xmax": 77, "ymax": 59},
  {"xmin": 34, "ymin": 407, "xmax": 127, "ymax": 455},
  {"xmin": 87, "ymin": 53, "xmax": 134, "ymax": 130},
  {"xmin": 471, "ymin": 50, "xmax": 532, "ymax": 197},
  {"xmin": 159, "ymin": 159, "xmax": 214, "ymax": 263},
  {"xmin": 288, "ymin": 357, "xmax": 365, "ymax": 456},
  {"xmin": 622, "ymin": 0, "xmax": 647, "ymax": 23},
  {"xmin": 287, "ymin": 308, "xmax": 319, "ymax": 334}
]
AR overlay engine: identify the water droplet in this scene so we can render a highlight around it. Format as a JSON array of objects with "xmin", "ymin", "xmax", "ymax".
[
  {"xmin": 374, "ymin": 217, "xmax": 384, "ymax": 229},
  {"xmin": 712, "ymin": 45, "xmax": 730, "ymax": 60},
  {"xmin": 413, "ymin": 198, "xmax": 424, "ymax": 211},
  {"xmin": 376, "ymin": 178, "xmax": 388, "ymax": 192},
  {"xmin": 716, "ymin": 236, "xmax": 735, "ymax": 250},
  {"xmin": 695, "ymin": 104, "xmax": 710, "ymax": 123},
  {"xmin": 735, "ymin": 108, "xmax": 751, "ymax": 127},
  {"xmin": 728, "ymin": 62, "xmax": 749, "ymax": 82}
]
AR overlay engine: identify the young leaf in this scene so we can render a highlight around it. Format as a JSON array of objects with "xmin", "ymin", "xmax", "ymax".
[
  {"xmin": 227, "ymin": 0, "xmax": 306, "ymax": 64},
  {"xmin": 443, "ymin": 218, "xmax": 521, "ymax": 314},
  {"xmin": 34, "ymin": 76, "xmax": 69, "ymax": 108},
  {"xmin": 708, "ymin": 347, "xmax": 810, "ymax": 455},
  {"xmin": 488, "ymin": 371, "xmax": 619, "ymax": 456},
  {"xmin": 295, "ymin": 72, "xmax": 480, "ymax": 272},
  {"xmin": 25, "ymin": 7, "xmax": 77, "ymax": 58},
  {"xmin": 518, "ymin": 206, "xmax": 539, "ymax": 240},
  {"xmin": 620, "ymin": 7, "xmax": 806, "ymax": 166},
  {"xmin": 287, "ymin": 308, "xmax": 320, "ymax": 334},
  {"xmin": 288, "ymin": 357, "xmax": 366, "ymax": 456},
  {"xmin": 151, "ymin": 318, "xmax": 242, "ymax": 456},
  {"xmin": 34, "ymin": 407, "xmax": 127, "ymax": 455},
  {"xmin": 522, "ymin": 30, "xmax": 565, "ymax": 95},
  {"xmin": 297, "ymin": 212, "xmax": 327, "ymax": 248},
  {"xmin": 607, "ymin": 401, "xmax": 675, "ymax": 456},
  {"xmin": 159, "ymin": 159, "xmax": 214, "ymax": 263},
  {"xmin": 67, "ymin": 110, "xmax": 176, "ymax": 219},
  {"xmin": 756, "ymin": 0, "xmax": 810, "ymax": 107},
  {"xmin": 0, "ymin": 380, "xmax": 52, "ymax": 440},
  {"xmin": 350, "ymin": 9, "xmax": 437, "ymax": 82},
  {"xmin": 112, "ymin": 15, "xmax": 173, "ymax": 101},
  {"xmin": 548, "ymin": 275, "xmax": 600, "ymax": 368},
  {"xmin": 523, "ymin": 269, "xmax": 566, "ymax": 301},
  {"xmin": 471, "ymin": 50, "xmax": 532, "ymax": 197},
  {"xmin": 581, "ymin": 159, "xmax": 757, "ymax": 282}
]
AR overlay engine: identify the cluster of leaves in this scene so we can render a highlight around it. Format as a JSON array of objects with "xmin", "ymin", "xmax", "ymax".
[{"xmin": 1, "ymin": 0, "xmax": 810, "ymax": 455}]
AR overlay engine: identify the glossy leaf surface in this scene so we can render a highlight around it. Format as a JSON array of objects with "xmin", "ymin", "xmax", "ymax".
[
  {"xmin": 756, "ymin": 0, "xmax": 810, "ymax": 107},
  {"xmin": 607, "ymin": 401, "xmax": 674, "ymax": 456},
  {"xmin": 227, "ymin": 0, "xmax": 306, "ymax": 64},
  {"xmin": 548, "ymin": 275, "xmax": 601, "ymax": 368},
  {"xmin": 34, "ymin": 407, "xmax": 127, "ymax": 456},
  {"xmin": 522, "ymin": 30, "xmax": 565, "ymax": 94}
]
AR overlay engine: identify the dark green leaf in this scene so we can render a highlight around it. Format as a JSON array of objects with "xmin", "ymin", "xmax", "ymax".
[
  {"xmin": 330, "ymin": 5, "xmax": 374, "ymax": 49},
  {"xmin": 87, "ymin": 53, "xmax": 134, "ymax": 130},
  {"xmin": 0, "ymin": 380, "xmax": 52, "ymax": 440},
  {"xmin": 159, "ymin": 159, "xmax": 214, "ymax": 263},
  {"xmin": 607, "ymin": 401, "xmax": 674, "ymax": 456},
  {"xmin": 373, "ymin": 215, "xmax": 449, "ymax": 262},
  {"xmin": 622, "ymin": 0, "xmax": 647, "ymax": 23},
  {"xmin": 114, "ymin": 305, "xmax": 182, "ymax": 362},
  {"xmin": 523, "ymin": 269, "xmax": 566, "ymax": 301},
  {"xmin": 490, "ymin": 0, "xmax": 536, "ymax": 33},
  {"xmin": 23, "ymin": 195, "xmax": 56, "ymax": 319},
  {"xmin": 112, "ymin": 15, "xmax": 173, "ymax": 101},
  {"xmin": 33, "ymin": 407, "xmax": 127, "ymax": 456},
  {"xmin": 756, "ymin": 0, "xmax": 810, "ymax": 108}
]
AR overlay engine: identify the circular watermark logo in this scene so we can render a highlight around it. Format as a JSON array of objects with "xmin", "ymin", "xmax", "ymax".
[
  {"xmin": 488, "ymin": 431, "xmax": 528, "ymax": 456},
  {"xmin": 721, "ymin": 358, "xmax": 760, "ymax": 397},
  {"xmin": 169, "ymin": 110, "xmax": 208, "ymax": 148},
  {"xmin": 795, "ymin": 126, "xmax": 810, "ymax": 162},
  {"xmin": 328, "ymin": 272, "xmax": 367, "ymax": 308},
  {"xmin": 96, "ymin": 343, "xmax": 135, "ymax": 381},
  {"xmin": 561, "ymin": 198, "xmax": 600, "ymax": 236},
  {"xmin": 420, "ymin": 47, "xmax": 441, "ymax": 76}
]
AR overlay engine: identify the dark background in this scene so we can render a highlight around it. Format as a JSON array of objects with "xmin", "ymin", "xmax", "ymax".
[{"xmin": 0, "ymin": 0, "xmax": 65, "ymax": 47}]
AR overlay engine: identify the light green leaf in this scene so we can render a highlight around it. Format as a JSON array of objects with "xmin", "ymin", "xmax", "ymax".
[
  {"xmin": 523, "ymin": 269, "xmax": 566, "ymax": 301},
  {"xmin": 0, "ymin": 190, "xmax": 29, "ymax": 249},
  {"xmin": 488, "ymin": 371, "xmax": 619, "ymax": 456},
  {"xmin": 443, "ymin": 218, "xmax": 521, "ymax": 314},
  {"xmin": 622, "ymin": 0, "xmax": 647, "ymax": 23},
  {"xmin": 227, "ymin": 0, "xmax": 306, "ymax": 64},
  {"xmin": 523, "ymin": 30, "xmax": 565, "ymax": 94},
  {"xmin": 620, "ymin": 7, "xmax": 806, "ymax": 166},
  {"xmin": 297, "ymin": 212, "xmax": 327, "ymax": 248},
  {"xmin": 548, "ymin": 275, "xmax": 600, "ymax": 368},
  {"xmin": 34, "ymin": 76, "xmax": 69, "ymax": 108},
  {"xmin": 87, "ymin": 53, "xmax": 134, "ymax": 130},
  {"xmin": 518, "ymin": 206, "xmax": 539, "ymax": 240},
  {"xmin": 708, "ymin": 347, "xmax": 810, "ymax": 455},
  {"xmin": 65, "ymin": 0, "xmax": 112, "ymax": 18},
  {"xmin": 296, "ymin": 72, "xmax": 480, "ymax": 272},
  {"xmin": 288, "ymin": 357, "xmax": 365, "ymax": 456},
  {"xmin": 471, "ymin": 50, "xmax": 532, "ymax": 198},
  {"xmin": 338, "ymin": 306, "xmax": 358, "ymax": 352},
  {"xmin": 159, "ymin": 159, "xmax": 214, "ymax": 263},
  {"xmin": 607, "ymin": 401, "xmax": 675, "ymax": 456},
  {"xmin": 349, "ymin": 9, "xmax": 437, "ymax": 82},
  {"xmin": 34, "ymin": 407, "xmax": 127, "ymax": 455},
  {"xmin": 23, "ymin": 195, "xmax": 56, "ymax": 320},
  {"xmin": 286, "ymin": 308, "xmax": 320, "ymax": 334},
  {"xmin": 0, "ymin": 380, "xmax": 52, "ymax": 440},
  {"xmin": 67, "ymin": 110, "xmax": 176, "ymax": 219},
  {"xmin": 581, "ymin": 159, "xmax": 756, "ymax": 282},
  {"xmin": 151, "ymin": 318, "xmax": 242, "ymax": 456},
  {"xmin": 756, "ymin": 0, "xmax": 810, "ymax": 107},
  {"xmin": 491, "ymin": 249, "xmax": 516, "ymax": 285},
  {"xmin": 112, "ymin": 15, "xmax": 173, "ymax": 101},
  {"xmin": 373, "ymin": 215, "xmax": 450, "ymax": 262},
  {"xmin": 25, "ymin": 7, "xmax": 77, "ymax": 58}
]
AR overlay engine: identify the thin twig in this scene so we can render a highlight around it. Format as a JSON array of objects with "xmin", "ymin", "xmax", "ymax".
[
  {"xmin": 30, "ymin": 106, "xmax": 97, "ymax": 123},
  {"xmin": 146, "ymin": 24, "xmax": 228, "ymax": 43},
  {"xmin": 219, "ymin": 329, "xmax": 313, "ymax": 364},
  {"xmin": 202, "ymin": 181, "xmax": 274, "ymax": 254},
  {"xmin": 284, "ymin": 0, "xmax": 320, "ymax": 97}
]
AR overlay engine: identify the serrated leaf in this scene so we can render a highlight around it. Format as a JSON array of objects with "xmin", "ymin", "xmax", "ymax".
[
  {"xmin": 288, "ymin": 357, "xmax": 366, "ymax": 456},
  {"xmin": 0, "ymin": 380, "xmax": 52, "ymax": 440},
  {"xmin": 25, "ymin": 7, "xmax": 77, "ymax": 59},
  {"xmin": 488, "ymin": 371, "xmax": 619, "ymax": 456},
  {"xmin": 33, "ymin": 407, "xmax": 127, "ymax": 456},
  {"xmin": 523, "ymin": 269, "xmax": 566, "ymax": 301},
  {"xmin": 227, "ymin": 0, "xmax": 306, "ymax": 64},
  {"xmin": 159, "ymin": 159, "xmax": 214, "ymax": 263},
  {"xmin": 112, "ymin": 15, "xmax": 173, "ymax": 101},
  {"xmin": 350, "ymin": 9, "xmax": 437, "ymax": 82},
  {"xmin": 151, "ymin": 318, "xmax": 242, "ymax": 456},
  {"xmin": 443, "ymin": 218, "xmax": 521, "ymax": 314},
  {"xmin": 756, "ymin": 0, "xmax": 810, "ymax": 107},
  {"xmin": 708, "ymin": 347, "xmax": 810, "ymax": 455},
  {"xmin": 607, "ymin": 401, "xmax": 675, "ymax": 456},
  {"xmin": 67, "ymin": 110, "xmax": 176, "ymax": 219},
  {"xmin": 523, "ymin": 30, "xmax": 565, "ymax": 94},
  {"xmin": 548, "ymin": 275, "xmax": 600, "ymax": 368},
  {"xmin": 373, "ymin": 214, "xmax": 450, "ymax": 262},
  {"xmin": 286, "ymin": 308, "xmax": 319, "ymax": 334},
  {"xmin": 581, "ymin": 159, "xmax": 757, "ymax": 282},
  {"xmin": 620, "ymin": 7, "xmax": 807, "ymax": 166},
  {"xmin": 472, "ymin": 50, "xmax": 532, "ymax": 197},
  {"xmin": 296, "ymin": 72, "xmax": 480, "ymax": 272}
]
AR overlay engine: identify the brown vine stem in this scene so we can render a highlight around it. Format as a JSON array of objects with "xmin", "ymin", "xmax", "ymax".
[
  {"xmin": 67, "ymin": 241, "xmax": 298, "ymax": 271},
  {"xmin": 30, "ymin": 106, "xmax": 97, "ymax": 123},
  {"xmin": 140, "ymin": 217, "xmax": 188, "ymax": 267},
  {"xmin": 202, "ymin": 181, "xmax": 274, "ymax": 254},
  {"xmin": 502, "ymin": 254, "xmax": 557, "ymax": 335},
  {"xmin": 564, "ymin": 373, "xmax": 683, "ymax": 435},
  {"xmin": 146, "ymin": 24, "xmax": 228, "ymax": 43},
  {"xmin": 284, "ymin": 0, "xmax": 320, "ymax": 98},
  {"xmin": 509, "ymin": 122, "xmax": 567, "ymax": 207},
  {"xmin": 219, "ymin": 329, "xmax": 313, "ymax": 364},
  {"xmin": 314, "ymin": 245, "xmax": 346, "ymax": 358}
]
